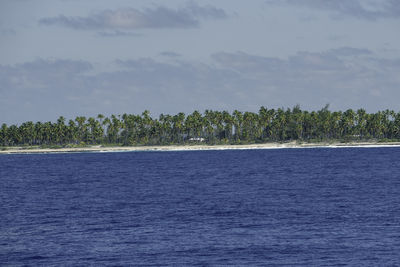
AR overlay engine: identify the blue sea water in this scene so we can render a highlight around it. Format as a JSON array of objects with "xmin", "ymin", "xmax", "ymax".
[{"xmin": 1, "ymin": 147, "xmax": 400, "ymax": 266}]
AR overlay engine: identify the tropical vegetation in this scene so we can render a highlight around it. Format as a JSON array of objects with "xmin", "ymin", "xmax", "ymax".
[{"xmin": 2, "ymin": 105, "xmax": 400, "ymax": 147}]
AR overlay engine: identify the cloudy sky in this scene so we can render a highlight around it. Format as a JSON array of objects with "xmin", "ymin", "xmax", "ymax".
[{"xmin": 1, "ymin": 0, "xmax": 400, "ymax": 124}]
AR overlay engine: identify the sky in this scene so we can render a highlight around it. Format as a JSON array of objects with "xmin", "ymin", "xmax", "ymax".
[{"xmin": 1, "ymin": 0, "xmax": 400, "ymax": 124}]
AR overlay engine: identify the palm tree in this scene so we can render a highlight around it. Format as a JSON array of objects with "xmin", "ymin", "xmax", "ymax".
[
  {"xmin": 75, "ymin": 116, "xmax": 87, "ymax": 143},
  {"xmin": 222, "ymin": 111, "xmax": 234, "ymax": 143},
  {"xmin": 172, "ymin": 112, "xmax": 185, "ymax": 143},
  {"xmin": 185, "ymin": 110, "xmax": 203, "ymax": 141},
  {"xmin": 232, "ymin": 110, "xmax": 243, "ymax": 143},
  {"xmin": 356, "ymin": 109, "xmax": 367, "ymax": 139},
  {"xmin": 87, "ymin": 117, "xmax": 103, "ymax": 144},
  {"xmin": 340, "ymin": 109, "xmax": 355, "ymax": 139},
  {"xmin": 5, "ymin": 106, "xmax": 400, "ymax": 147},
  {"xmin": 55, "ymin": 116, "xmax": 66, "ymax": 145},
  {"xmin": 0, "ymin": 123, "xmax": 8, "ymax": 146},
  {"xmin": 67, "ymin": 119, "xmax": 78, "ymax": 144}
]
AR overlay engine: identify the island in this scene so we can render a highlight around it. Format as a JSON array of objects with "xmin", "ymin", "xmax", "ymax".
[{"xmin": 2, "ymin": 106, "xmax": 400, "ymax": 153}]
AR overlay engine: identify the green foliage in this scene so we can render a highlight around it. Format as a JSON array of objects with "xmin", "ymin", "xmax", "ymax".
[{"xmin": 2, "ymin": 106, "xmax": 400, "ymax": 147}]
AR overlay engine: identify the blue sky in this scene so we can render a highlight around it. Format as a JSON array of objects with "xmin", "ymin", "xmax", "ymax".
[{"xmin": 1, "ymin": 0, "xmax": 400, "ymax": 124}]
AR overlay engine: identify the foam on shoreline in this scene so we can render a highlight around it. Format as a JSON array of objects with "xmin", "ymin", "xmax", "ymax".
[{"xmin": 2, "ymin": 142, "xmax": 400, "ymax": 154}]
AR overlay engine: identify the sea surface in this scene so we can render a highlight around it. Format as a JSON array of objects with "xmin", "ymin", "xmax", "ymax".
[{"xmin": 1, "ymin": 147, "xmax": 400, "ymax": 266}]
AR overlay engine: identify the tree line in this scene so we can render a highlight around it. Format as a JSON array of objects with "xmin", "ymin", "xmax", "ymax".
[{"xmin": 2, "ymin": 105, "xmax": 400, "ymax": 147}]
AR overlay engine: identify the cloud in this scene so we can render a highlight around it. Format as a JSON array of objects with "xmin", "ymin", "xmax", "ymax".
[
  {"xmin": 0, "ymin": 28, "xmax": 16, "ymax": 36},
  {"xmin": 212, "ymin": 48, "xmax": 400, "ymax": 110},
  {"xmin": 96, "ymin": 30, "xmax": 143, "ymax": 37},
  {"xmin": 159, "ymin": 51, "xmax": 181, "ymax": 58},
  {"xmin": 1, "ymin": 48, "xmax": 400, "ymax": 124},
  {"xmin": 326, "ymin": 47, "xmax": 373, "ymax": 56},
  {"xmin": 14, "ymin": 59, "xmax": 92, "ymax": 73},
  {"xmin": 39, "ymin": 3, "xmax": 227, "ymax": 30},
  {"xmin": 0, "ymin": 59, "xmax": 92, "ymax": 96},
  {"xmin": 266, "ymin": 0, "xmax": 400, "ymax": 20},
  {"xmin": 0, "ymin": 59, "xmax": 93, "ymax": 123}
]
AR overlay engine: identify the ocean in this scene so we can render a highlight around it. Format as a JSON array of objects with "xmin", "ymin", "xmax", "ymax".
[{"xmin": 1, "ymin": 147, "xmax": 400, "ymax": 265}]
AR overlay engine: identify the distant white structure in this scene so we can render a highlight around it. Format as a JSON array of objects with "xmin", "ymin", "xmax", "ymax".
[{"xmin": 189, "ymin": 137, "xmax": 205, "ymax": 142}]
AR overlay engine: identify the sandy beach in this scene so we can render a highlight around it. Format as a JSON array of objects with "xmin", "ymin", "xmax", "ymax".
[{"xmin": 2, "ymin": 142, "xmax": 400, "ymax": 154}]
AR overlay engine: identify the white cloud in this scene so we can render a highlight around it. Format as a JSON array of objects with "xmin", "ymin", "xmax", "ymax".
[
  {"xmin": 39, "ymin": 3, "xmax": 227, "ymax": 30},
  {"xmin": 266, "ymin": 0, "xmax": 400, "ymax": 20}
]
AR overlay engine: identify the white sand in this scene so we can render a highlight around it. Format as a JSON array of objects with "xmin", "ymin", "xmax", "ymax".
[{"xmin": 2, "ymin": 142, "xmax": 400, "ymax": 154}]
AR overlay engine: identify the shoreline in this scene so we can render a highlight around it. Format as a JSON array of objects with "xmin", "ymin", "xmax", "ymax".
[{"xmin": 2, "ymin": 141, "xmax": 400, "ymax": 154}]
